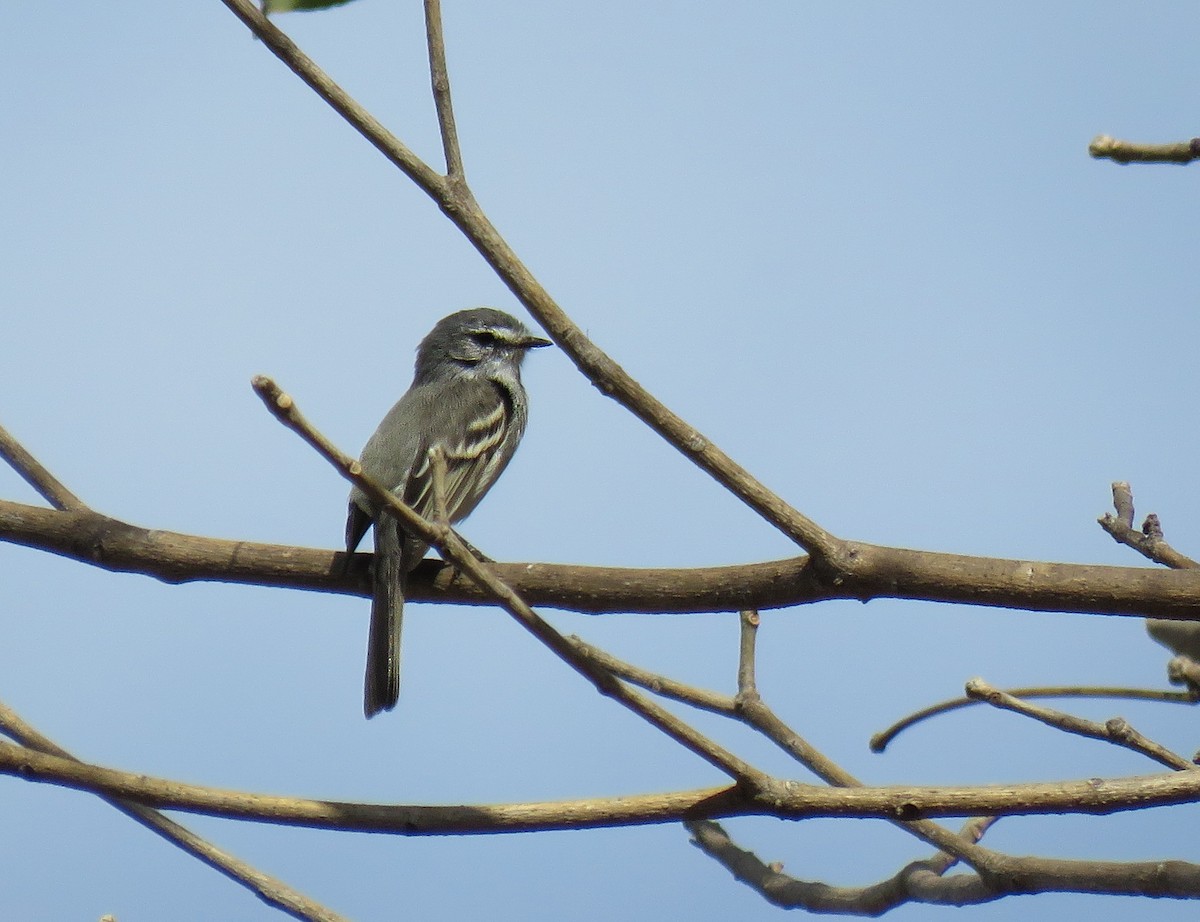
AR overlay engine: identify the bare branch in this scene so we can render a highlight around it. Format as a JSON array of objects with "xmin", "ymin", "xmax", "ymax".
[
  {"xmin": 1099, "ymin": 483, "xmax": 1199, "ymax": 570},
  {"xmin": 0, "ymin": 422, "xmax": 85, "ymax": 511},
  {"xmin": 7, "ymin": 736, "xmax": 1200, "ymax": 827},
  {"xmin": 218, "ymin": 0, "xmax": 447, "ymax": 197},
  {"xmin": 566, "ymin": 635, "xmax": 735, "ymax": 715},
  {"xmin": 872, "ymin": 684, "xmax": 1197, "ymax": 753},
  {"xmin": 1090, "ymin": 135, "xmax": 1200, "ymax": 165},
  {"xmin": 1098, "ymin": 482, "xmax": 1200, "ymax": 667},
  {"xmin": 0, "ymin": 497, "xmax": 824, "ymax": 611},
  {"xmin": 569, "ymin": 627, "xmax": 998, "ymax": 876},
  {"xmin": 1112, "ymin": 481, "xmax": 1135, "ymax": 528},
  {"xmin": 737, "ymin": 609, "xmax": 759, "ymax": 696},
  {"xmin": 572, "ymin": 622, "xmax": 998, "ymax": 877},
  {"xmin": 0, "ymin": 701, "xmax": 347, "ymax": 922},
  {"xmin": 423, "ymin": 0, "xmax": 464, "ymax": 181},
  {"xmin": 11, "ymin": 497, "xmax": 1200, "ymax": 621},
  {"xmin": 689, "ymin": 817, "xmax": 1200, "ymax": 907},
  {"xmin": 733, "ymin": 693, "xmax": 996, "ymax": 871},
  {"xmin": 567, "ymin": 591, "xmax": 994, "ymax": 875},
  {"xmin": 687, "ymin": 818, "xmax": 995, "ymax": 912},
  {"xmin": 965, "ymin": 679, "xmax": 1196, "ymax": 771}
]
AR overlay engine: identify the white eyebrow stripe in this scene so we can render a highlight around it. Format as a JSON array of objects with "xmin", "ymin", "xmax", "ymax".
[{"xmin": 472, "ymin": 326, "xmax": 521, "ymax": 344}]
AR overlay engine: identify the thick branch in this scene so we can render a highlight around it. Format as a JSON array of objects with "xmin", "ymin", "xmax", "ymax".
[
  {"xmin": 0, "ymin": 498, "xmax": 817, "ymax": 609},
  {"xmin": 7, "ymin": 738, "xmax": 1200, "ymax": 827},
  {"xmin": 9, "ymin": 499, "xmax": 1200, "ymax": 621}
]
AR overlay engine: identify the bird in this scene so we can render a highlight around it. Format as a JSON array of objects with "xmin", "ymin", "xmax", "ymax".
[{"xmin": 345, "ymin": 308, "xmax": 551, "ymax": 717}]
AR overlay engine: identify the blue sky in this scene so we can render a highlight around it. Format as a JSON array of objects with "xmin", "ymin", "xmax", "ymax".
[{"xmin": 3, "ymin": 3, "xmax": 1200, "ymax": 920}]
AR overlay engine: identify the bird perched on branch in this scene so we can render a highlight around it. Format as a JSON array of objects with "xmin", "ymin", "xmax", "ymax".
[{"xmin": 345, "ymin": 308, "xmax": 551, "ymax": 717}]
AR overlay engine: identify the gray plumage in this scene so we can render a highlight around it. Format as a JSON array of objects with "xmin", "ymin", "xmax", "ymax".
[{"xmin": 346, "ymin": 308, "xmax": 551, "ymax": 718}]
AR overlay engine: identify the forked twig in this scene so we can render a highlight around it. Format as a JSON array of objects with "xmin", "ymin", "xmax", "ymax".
[
  {"xmin": 572, "ymin": 612, "xmax": 999, "ymax": 874},
  {"xmin": 1099, "ymin": 482, "xmax": 1200, "ymax": 570},
  {"xmin": 1099, "ymin": 482, "xmax": 1200, "ymax": 664},
  {"xmin": 0, "ymin": 422, "xmax": 85, "ymax": 511}
]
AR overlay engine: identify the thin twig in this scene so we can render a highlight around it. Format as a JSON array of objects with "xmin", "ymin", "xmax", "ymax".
[
  {"xmin": 1112, "ymin": 481, "xmax": 1135, "ymax": 528},
  {"xmin": 573, "ymin": 602, "xmax": 1000, "ymax": 872},
  {"xmin": 724, "ymin": 609, "xmax": 994, "ymax": 875},
  {"xmin": 0, "ymin": 422, "xmax": 85, "ymax": 511},
  {"xmin": 734, "ymin": 693, "xmax": 996, "ymax": 870},
  {"xmin": 423, "ymin": 0, "xmax": 464, "ymax": 181},
  {"xmin": 736, "ymin": 609, "xmax": 759, "ymax": 696},
  {"xmin": 566, "ymin": 635, "xmax": 734, "ymax": 714},
  {"xmin": 871, "ymin": 683, "xmax": 1197, "ymax": 753},
  {"xmin": 219, "ymin": 0, "xmax": 447, "ymax": 198},
  {"xmin": 251, "ymin": 375, "xmax": 767, "ymax": 787},
  {"xmin": 965, "ymin": 679, "xmax": 1196, "ymax": 771},
  {"xmin": 571, "ymin": 625, "xmax": 996, "ymax": 874},
  {"xmin": 0, "ymin": 701, "xmax": 347, "ymax": 922},
  {"xmin": 572, "ymin": 625, "xmax": 998, "ymax": 875}
]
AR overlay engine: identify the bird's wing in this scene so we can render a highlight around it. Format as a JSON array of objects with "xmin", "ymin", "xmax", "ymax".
[
  {"xmin": 404, "ymin": 376, "xmax": 516, "ymax": 525},
  {"xmin": 346, "ymin": 383, "xmax": 429, "ymax": 556}
]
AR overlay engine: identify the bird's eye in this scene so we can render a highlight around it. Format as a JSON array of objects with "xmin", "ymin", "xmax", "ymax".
[{"xmin": 469, "ymin": 329, "xmax": 500, "ymax": 346}]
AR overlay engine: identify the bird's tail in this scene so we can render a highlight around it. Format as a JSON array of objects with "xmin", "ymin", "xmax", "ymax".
[{"xmin": 364, "ymin": 514, "xmax": 404, "ymax": 717}]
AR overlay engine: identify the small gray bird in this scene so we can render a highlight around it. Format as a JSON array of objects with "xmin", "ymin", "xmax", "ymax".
[{"xmin": 346, "ymin": 308, "xmax": 551, "ymax": 718}]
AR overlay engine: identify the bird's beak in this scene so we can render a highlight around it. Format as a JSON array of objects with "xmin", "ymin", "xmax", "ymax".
[{"xmin": 523, "ymin": 334, "xmax": 553, "ymax": 349}]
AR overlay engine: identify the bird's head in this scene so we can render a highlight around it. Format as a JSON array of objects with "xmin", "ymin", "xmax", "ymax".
[{"xmin": 415, "ymin": 308, "xmax": 552, "ymax": 380}]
